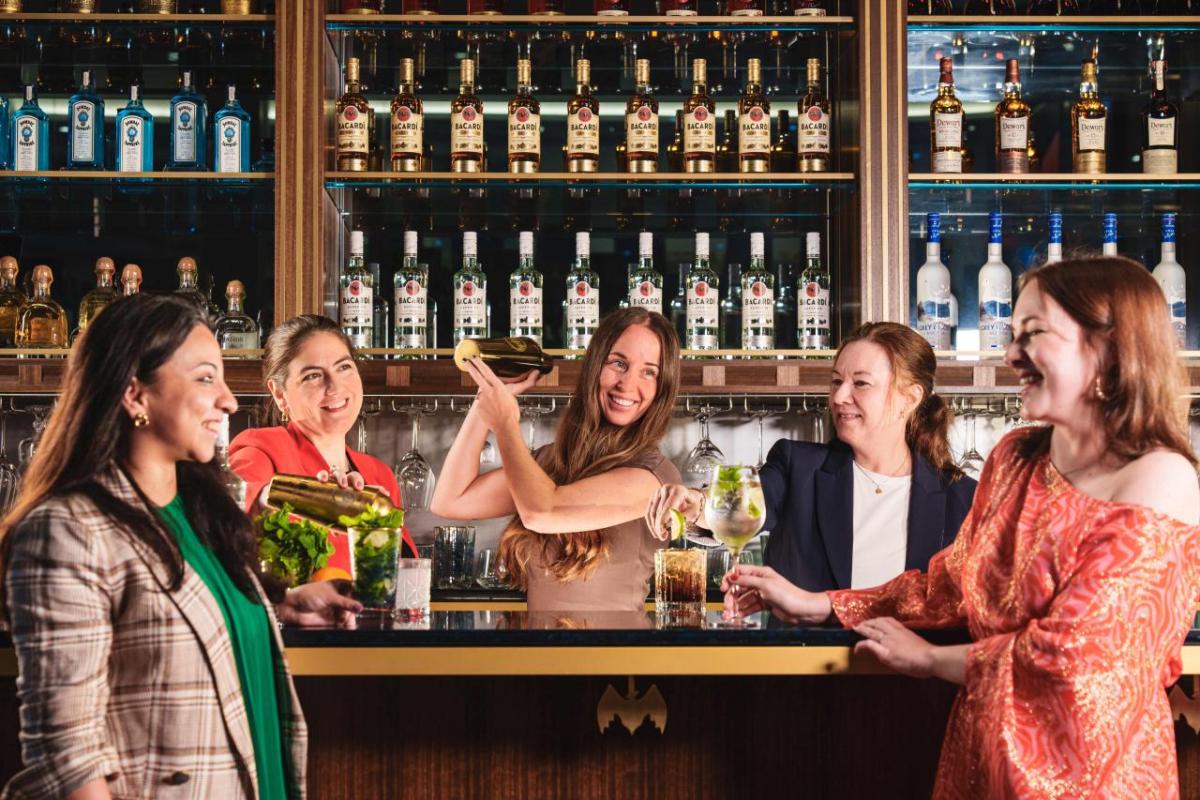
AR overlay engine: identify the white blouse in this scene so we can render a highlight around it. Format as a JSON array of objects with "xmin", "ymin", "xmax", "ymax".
[{"xmin": 850, "ymin": 463, "xmax": 912, "ymax": 590}]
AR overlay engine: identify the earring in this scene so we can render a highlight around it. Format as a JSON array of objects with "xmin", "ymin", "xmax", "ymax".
[
  {"xmin": 280, "ymin": 409, "xmax": 289, "ymax": 423},
  {"xmin": 133, "ymin": 412, "xmax": 149, "ymax": 428},
  {"xmin": 1093, "ymin": 377, "xmax": 1107, "ymax": 401}
]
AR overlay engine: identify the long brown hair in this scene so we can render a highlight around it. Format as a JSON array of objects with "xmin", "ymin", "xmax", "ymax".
[
  {"xmin": 260, "ymin": 314, "xmax": 356, "ymax": 426},
  {"xmin": 836, "ymin": 321, "xmax": 963, "ymax": 479},
  {"xmin": 499, "ymin": 308, "xmax": 681, "ymax": 587},
  {"xmin": 1016, "ymin": 256, "xmax": 1195, "ymax": 465}
]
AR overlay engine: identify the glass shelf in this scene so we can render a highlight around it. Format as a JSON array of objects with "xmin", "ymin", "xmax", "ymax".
[
  {"xmin": 910, "ymin": 174, "xmax": 1200, "ymax": 190},
  {"xmin": 326, "ymin": 171, "xmax": 854, "ymax": 189},
  {"xmin": 0, "ymin": 171, "xmax": 272, "ymax": 184},
  {"xmin": 0, "ymin": 12, "xmax": 274, "ymax": 23},
  {"xmin": 907, "ymin": 15, "xmax": 1200, "ymax": 33},
  {"xmin": 326, "ymin": 13, "xmax": 854, "ymax": 32}
]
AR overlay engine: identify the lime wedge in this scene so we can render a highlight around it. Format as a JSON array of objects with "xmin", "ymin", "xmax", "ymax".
[
  {"xmin": 747, "ymin": 501, "xmax": 763, "ymax": 519},
  {"xmin": 668, "ymin": 508, "xmax": 687, "ymax": 541}
]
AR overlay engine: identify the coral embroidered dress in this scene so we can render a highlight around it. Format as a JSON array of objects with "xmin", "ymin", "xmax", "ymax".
[{"xmin": 830, "ymin": 428, "xmax": 1200, "ymax": 799}]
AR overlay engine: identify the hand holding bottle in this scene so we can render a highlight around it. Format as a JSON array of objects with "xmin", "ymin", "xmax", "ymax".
[
  {"xmin": 720, "ymin": 564, "xmax": 832, "ymax": 625},
  {"xmin": 462, "ymin": 356, "xmax": 540, "ymax": 434}
]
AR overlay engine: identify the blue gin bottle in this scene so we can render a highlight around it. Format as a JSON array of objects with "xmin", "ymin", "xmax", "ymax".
[
  {"xmin": 12, "ymin": 85, "xmax": 50, "ymax": 173},
  {"xmin": 168, "ymin": 70, "xmax": 206, "ymax": 171},
  {"xmin": 67, "ymin": 70, "xmax": 105, "ymax": 170},
  {"xmin": 214, "ymin": 84, "xmax": 252, "ymax": 173},
  {"xmin": 0, "ymin": 95, "xmax": 10, "ymax": 170},
  {"xmin": 116, "ymin": 85, "xmax": 154, "ymax": 173}
]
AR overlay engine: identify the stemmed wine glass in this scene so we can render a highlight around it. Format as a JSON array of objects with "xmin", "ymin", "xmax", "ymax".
[
  {"xmin": 801, "ymin": 397, "xmax": 827, "ymax": 444},
  {"xmin": 394, "ymin": 401, "xmax": 437, "ymax": 512},
  {"xmin": 704, "ymin": 464, "xmax": 767, "ymax": 628},
  {"xmin": 0, "ymin": 400, "xmax": 18, "ymax": 510},
  {"xmin": 683, "ymin": 397, "xmax": 730, "ymax": 483},
  {"xmin": 957, "ymin": 401, "xmax": 986, "ymax": 479},
  {"xmin": 519, "ymin": 397, "xmax": 556, "ymax": 454},
  {"xmin": 745, "ymin": 397, "xmax": 790, "ymax": 469},
  {"xmin": 18, "ymin": 405, "xmax": 51, "ymax": 478}
]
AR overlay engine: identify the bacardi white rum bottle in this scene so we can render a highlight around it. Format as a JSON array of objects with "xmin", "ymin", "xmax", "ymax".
[
  {"xmin": 339, "ymin": 230, "xmax": 374, "ymax": 348},
  {"xmin": 509, "ymin": 231, "xmax": 544, "ymax": 345},
  {"xmin": 628, "ymin": 231, "xmax": 663, "ymax": 314},
  {"xmin": 797, "ymin": 232, "xmax": 830, "ymax": 350},
  {"xmin": 685, "ymin": 232, "xmax": 720, "ymax": 351},
  {"xmin": 394, "ymin": 230, "xmax": 429, "ymax": 352},
  {"xmin": 453, "ymin": 231, "xmax": 488, "ymax": 343},
  {"xmin": 741, "ymin": 231, "xmax": 774, "ymax": 351},
  {"xmin": 564, "ymin": 231, "xmax": 600, "ymax": 351}
]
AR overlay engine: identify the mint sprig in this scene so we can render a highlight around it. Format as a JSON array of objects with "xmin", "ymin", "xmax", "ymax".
[{"xmin": 256, "ymin": 502, "xmax": 335, "ymax": 586}]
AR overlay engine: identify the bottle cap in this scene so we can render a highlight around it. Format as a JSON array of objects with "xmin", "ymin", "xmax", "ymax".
[
  {"xmin": 460, "ymin": 58, "xmax": 475, "ymax": 85},
  {"xmin": 404, "ymin": 230, "xmax": 418, "ymax": 257},
  {"xmin": 217, "ymin": 413, "xmax": 231, "ymax": 448},
  {"xmin": 746, "ymin": 58, "xmax": 761, "ymax": 84},
  {"xmin": 806, "ymin": 232, "xmax": 821, "ymax": 258},
  {"xmin": 576, "ymin": 231, "xmax": 590, "ymax": 258},
  {"xmin": 24, "ymin": 85, "xmax": 34, "ymax": 102},
  {"xmin": 130, "ymin": 84, "xmax": 141, "ymax": 101},
  {"xmin": 1103, "ymin": 212, "xmax": 1117, "ymax": 244},
  {"xmin": 939, "ymin": 57, "xmax": 954, "ymax": 84},
  {"xmin": 635, "ymin": 59, "xmax": 650, "ymax": 85},
  {"xmin": 989, "ymin": 211, "xmax": 1002, "ymax": 245},
  {"xmin": 82, "ymin": 69, "xmax": 93, "ymax": 88},
  {"xmin": 1163, "ymin": 213, "xmax": 1177, "ymax": 244},
  {"xmin": 576, "ymin": 59, "xmax": 591, "ymax": 84},
  {"xmin": 519, "ymin": 231, "xmax": 534, "ymax": 257},
  {"xmin": 400, "ymin": 58, "xmax": 415, "ymax": 84},
  {"xmin": 639, "ymin": 231, "xmax": 653, "ymax": 259},
  {"xmin": 1048, "ymin": 212, "xmax": 1063, "ymax": 244},
  {"xmin": 516, "ymin": 58, "xmax": 532, "ymax": 86},
  {"xmin": 122, "ymin": 263, "xmax": 142, "ymax": 285},
  {"xmin": 177, "ymin": 256, "xmax": 197, "ymax": 274},
  {"xmin": 349, "ymin": 230, "xmax": 364, "ymax": 256},
  {"xmin": 0, "ymin": 256, "xmax": 18, "ymax": 277},
  {"xmin": 226, "ymin": 279, "xmax": 246, "ymax": 299},
  {"xmin": 95, "ymin": 256, "xmax": 115, "ymax": 275},
  {"xmin": 695, "ymin": 232, "xmax": 709, "ymax": 258},
  {"xmin": 463, "ymin": 231, "xmax": 478, "ymax": 257},
  {"xmin": 750, "ymin": 232, "xmax": 765, "ymax": 259},
  {"xmin": 227, "ymin": 84, "xmax": 237, "ymax": 103},
  {"xmin": 1081, "ymin": 59, "xmax": 1097, "ymax": 80},
  {"xmin": 32, "ymin": 264, "xmax": 53, "ymax": 285},
  {"xmin": 692, "ymin": 58, "xmax": 707, "ymax": 85},
  {"xmin": 182, "ymin": 70, "xmax": 193, "ymax": 89},
  {"xmin": 1005, "ymin": 59, "xmax": 1020, "ymax": 84},
  {"xmin": 926, "ymin": 213, "xmax": 941, "ymax": 243},
  {"xmin": 346, "ymin": 57, "xmax": 361, "ymax": 83}
]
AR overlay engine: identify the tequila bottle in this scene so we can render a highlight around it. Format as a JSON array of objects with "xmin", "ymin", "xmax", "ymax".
[
  {"xmin": 994, "ymin": 59, "xmax": 1030, "ymax": 174},
  {"xmin": 1071, "ymin": 60, "xmax": 1106, "ymax": 175},
  {"xmin": 738, "ymin": 58, "xmax": 771, "ymax": 174},
  {"xmin": 509, "ymin": 231, "xmax": 544, "ymax": 345},
  {"xmin": 214, "ymin": 84, "xmax": 251, "ymax": 174},
  {"xmin": 507, "ymin": 58, "xmax": 541, "ymax": 174},
  {"xmin": 450, "ymin": 59, "xmax": 485, "ymax": 173},
  {"xmin": 683, "ymin": 58, "xmax": 716, "ymax": 173},
  {"xmin": 76, "ymin": 257, "xmax": 118, "ymax": 337},
  {"xmin": 566, "ymin": 59, "xmax": 600, "ymax": 173},
  {"xmin": 915, "ymin": 213, "xmax": 952, "ymax": 350},
  {"xmin": 216, "ymin": 413, "xmax": 247, "ymax": 508},
  {"xmin": 394, "ymin": 230, "xmax": 429, "ymax": 352},
  {"xmin": 174, "ymin": 257, "xmax": 208, "ymax": 311},
  {"xmin": 217, "ymin": 280, "xmax": 260, "ymax": 353},
  {"xmin": 339, "ymin": 230, "xmax": 374, "ymax": 349},
  {"xmin": 121, "ymin": 263, "xmax": 142, "ymax": 296},
  {"xmin": 797, "ymin": 59, "xmax": 831, "ymax": 173},
  {"xmin": 117, "ymin": 85, "xmax": 154, "ymax": 173},
  {"xmin": 391, "ymin": 58, "xmax": 423, "ymax": 173},
  {"xmin": 0, "ymin": 257, "xmax": 23, "ymax": 348},
  {"xmin": 168, "ymin": 70, "xmax": 206, "ymax": 171},
  {"xmin": 1153, "ymin": 213, "xmax": 1186, "ymax": 348},
  {"xmin": 202, "ymin": 274, "xmax": 222, "ymax": 323},
  {"xmin": 625, "ymin": 59, "xmax": 659, "ymax": 173},
  {"xmin": 336, "ymin": 57, "xmax": 370, "ymax": 172},
  {"xmin": 564, "ymin": 231, "xmax": 600, "ymax": 351},
  {"xmin": 797, "ymin": 232, "xmax": 830, "ymax": 350},
  {"xmin": 628, "ymin": 231, "xmax": 664, "ymax": 314},
  {"xmin": 1102, "ymin": 212, "xmax": 1117, "ymax": 256},
  {"xmin": 68, "ymin": 70, "xmax": 105, "ymax": 170},
  {"xmin": 16, "ymin": 265, "xmax": 68, "ymax": 352},
  {"xmin": 978, "ymin": 211, "xmax": 1013, "ymax": 351},
  {"xmin": 686, "ymin": 232, "xmax": 720, "ymax": 351},
  {"xmin": 12, "ymin": 85, "xmax": 50, "ymax": 172},
  {"xmin": 741, "ymin": 231, "xmax": 774, "ymax": 351},
  {"xmin": 1046, "ymin": 212, "xmax": 1063, "ymax": 264},
  {"xmin": 929, "ymin": 58, "xmax": 964, "ymax": 174},
  {"xmin": 1143, "ymin": 59, "xmax": 1178, "ymax": 175},
  {"xmin": 454, "ymin": 231, "xmax": 488, "ymax": 343}
]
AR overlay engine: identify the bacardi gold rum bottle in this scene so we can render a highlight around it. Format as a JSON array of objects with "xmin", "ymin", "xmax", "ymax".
[
  {"xmin": 1071, "ymin": 59, "xmax": 1106, "ymax": 175},
  {"xmin": 76, "ymin": 256, "xmax": 118, "ymax": 337},
  {"xmin": 390, "ymin": 58, "xmax": 423, "ymax": 173},
  {"xmin": 121, "ymin": 264, "xmax": 142, "ymax": 296},
  {"xmin": 625, "ymin": 59, "xmax": 659, "ymax": 173},
  {"xmin": 683, "ymin": 58, "xmax": 716, "ymax": 173},
  {"xmin": 16, "ymin": 265, "xmax": 68, "ymax": 352},
  {"xmin": 451, "ymin": 58, "xmax": 485, "ymax": 173},
  {"xmin": 566, "ymin": 59, "xmax": 600, "ymax": 173},
  {"xmin": 738, "ymin": 58, "xmax": 770, "ymax": 173},
  {"xmin": 507, "ymin": 58, "xmax": 541, "ymax": 174},
  {"xmin": 797, "ymin": 58, "xmax": 831, "ymax": 173},
  {"xmin": 994, "ymin": 59, "xmax": 1031, "ymax": 174},
  {"xmin": 929, "ymin": 57, "xmax": 964, "ymax": 174},
  {"xmin": 0, "ymin": 257, "xmax": 23, "ymax": 349},
  {"xmin": 336, "ymin": 57, "xmax": 371, "ymax": 172}
]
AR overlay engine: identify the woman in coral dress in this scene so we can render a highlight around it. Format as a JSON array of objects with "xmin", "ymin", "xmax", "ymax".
[{"xmin": 724, "ymin": 256, "xmax": 1200, "ymax": 798}]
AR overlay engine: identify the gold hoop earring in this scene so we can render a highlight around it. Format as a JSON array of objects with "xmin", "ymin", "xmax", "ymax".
[
  {"xmin": 133, "ymin": 412, "xmax": 149, "ymax": 428},
  {"xmin": 280, "ymin": 410, "xmax": 289, "ymax": 423},
  {"xmin": 1093, "ymin": 377, "xmax": 1107, "ymax": 401}
]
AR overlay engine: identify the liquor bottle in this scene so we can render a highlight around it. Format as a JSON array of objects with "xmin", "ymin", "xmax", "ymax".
[
  {"xmin": 117, "ymin": 85, "xmax": 154, "ymax": 173},
  {"xmin": 666, "ymin": 110, "xmax": 685, "ymax": 172},
  {"xmin": 215, "ymin": 414, "xmax": 247, "ymax": 508},
  {"xmin": 468, "ymin": 0, "xmax": 501, "ymax": 12},
  {"xmin": 1071, "ymin": 60, "xmax": 1106, "ymax": 175},
  {"xmin": 797, "ymin": 232, "xmax": 830, "ymax": 350},
  {"xmin": 1152, "ymin": 213, "xmax": 1186, "ymax": 348},
  {"xmin": 0, "ymin": 257, "xmax": 22, "ymax": 348},
  {"xmin": 1026, "ymin": 0, "xmax": 1080, "ymax": 10},
  {"xmin": 68, "ymin": 71, "xmax": 105, "ymax": 170},
  {"xmin": 174, "ymin": 257, "xmax": 208, "ymax": 311},
  {"xmin": 978, "ymin": 212, "xmax": 1013, "ymax": 351},
  {"xmin": 213, "ymin": 85, "xmax": 251, "ymax": 173},
  {"xmin": 391, "ymin": 58, "xmax": 423, "ymax": 173},
  {"xmin": 797, "ymin": 58, "xmax": 831, "ymax": 173},
  {"xmin": 221, "ymin": 0, "xmax": 257, "ymax": 11},
  {"xmin": 742, "ymin": 232, "xmax": 774, "ymax": 351},
  {"xmin": 529, "ymin": 0, "xmax": 564, "ymax": 12},
  {"xmin": 773, "ymin": 260, "xmax": 796, "ymax": 349},
  {"xmin": 12, "ymin": 85, "xmax": 49, "ymax": 173},
  {"xmin": 451, "ymin": 59, "xmax": 485, "ymax": 173},
  {"xmin": 771, "ymin": 110, "xmax": 795, "ymax": 173},
  {"xmin": 716, "ymin": 111, "xmax": 738, "ymax": 174},
  {"xmin": 0, "ymin": 97, "xmax": 9, "ymax": 172},
  {"xmin": 1102, "ymin": 212, "xmax": 1117, "ymax": 256},
  {"xmin": 1046, "ymin": 212, "xmax": 1063, "ymax": 264},
  {"xmin": 728, "ymin": 0, "xmax": 762, "ymax": 14},
  {"xmin": 1143, "ymin": 59, "xmax": 1177, "ymax": 175},
  {"xmin": 907, "ymin": 0, "xmax": 952, "ymax": 11},
  {"xmin": 394, "ymin": 230, "xmax": 429, "ymax": 351},
  {"xmin": 792, "ymin": 0, "xmax": 825, "ymax": 12},
  {"xmin": 168, "ymin": 70, "xmax": 206, "ymax": 171},
  {"xmin": 719, "ymin": 260, "xmax": 741, "ymax": 349},
  {"xmin": 683, "ymin": 59, "xmax": 716, "ymax": 174},
  {"xmin": 929, "ymin": 58, "xmax": 964, "ymax": 174},
  {"xmin": 915, "ymin": 213, "xmax": 952, "ymax": 351},
  {"xmin": 625, "ymin": 59, "xmax": 659, "ymax": 174},
  {"xmin": 453, "ymin": 336, "xmax": 554, "ymax": 377},
  {"xmin": 628, "ymin": 231, "xmax": 664, "ymax": 314},
  {"xmin": 16, "ymin": 266, "xmax": 68, "ymax": 351},
  {"xmin": 216, "ymin": 280, "xmax": 260, "ymax": 352},
  {"xmin": 594, "ymin": 0, "xmax": 628, "ymax": 15},
  {"xmin": 995, "ymin": 59, "xmax": 1030, "ymax": 174},
  {"xmin": 669, "ymin": 263, "xmax": 687, "ymax": 341},
  {"xmin": 509, "ymin": 231, "xmax": 544, "ymax": 345},
  {"xmin": 566, "ymin": 59, "xmax": 600, "ymax": 173},
  {"xmin": 336, "ymin": 58, "xmax": 371, "ymax": 172},
  {"xmin": 367, "ymin": 264, "xmax": 389, "ymax": 349},
  {"xmin": 738, "ymin": 59, "xmax": 771, "ymax": 174},
  {"xmin": 685, "ymin": 233, "xmax": 720, "ymax": 351},
  {"xmin": 454, "ymin": 231, "xmax": 488, "ymax": 343},
  {"xmin": 564, "ymin": 232, "xmax": 599, "ymax": 351},
  {"xmin": 508, "ymin": 59, "xmax": 541, "ymax": 174},
  {"xmin": 76, "ymin": 257, "xmax": 118, "ymax": 338},
  {"xmin": 340, "ymin": 231, "xmax": 374, "ymax": 349}
]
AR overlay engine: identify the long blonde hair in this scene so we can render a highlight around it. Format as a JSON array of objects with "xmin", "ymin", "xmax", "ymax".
[{"xmin": 499, "ymin": 309, "xmax": 681, "ymax": 587}]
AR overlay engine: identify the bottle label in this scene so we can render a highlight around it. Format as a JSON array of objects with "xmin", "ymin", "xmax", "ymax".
[
  {"xmin": 508, "ymin": 107, "xmax": 541, "ymax": 157},
  {"xmin": 391, "ymin": 105, "xmax": 423, "ymax": 156},
  {"xmin": 222, "ymin": 331, "xmax": 260, "ymax": 350},
  {"xmin": 933, "ymin": 112, "xmax": 963, "ymax": 149},
  {"xmin": 509, "ymin": 281, "xmax": 543, "ymax": 329},
  {"xmin": 340, "ymin": 280, "xmax": 374, "ymax": 331},
  {"xmin": 798, "ymin": 105, "xmax": 830, "ymax": 154},
  {"xmin": 626, "ymin": 106, "xmax": 659, "ymax": 154},
  {"xmin": 567, "ymin": 107, "xmax": 600, "ymax": 156},
  {"xmin": 217, "ymin": 118, "xmax": 243, "ymax": 173},
  {"xmin": 13, "ymin": 114, "xmax": 39, "ymax": 171},
  {"xmin": 931, "ymin": 149, "xmax": 962, "ymax": 173},
  {"xmin": 566, "ymin": 280, "xmax": 599, "ymax": 336},
  {"xmin": 1143, "ymin": 148, "xmax": 1178, "ymax": 174},
  {"xmin": 119, "ymin": 116, "xmax": 145, "ymax": 172},
  {"xmin": 799, "ymin": 283, "xmax": 830, "ymax": 328},
  {"xmin": 998, "ymin": 116, "xmax": 1028, "ymax": 151},
  {"xmin": 742, "ymin": 281, "xmax": 775, "ymax": 329},
  {"xmin": 452, "ymin": 106, "xmax": 484, "ymax": 155},
  {"xmin": 916, "ymin": 301, "xmax": 952, "ymax": 350},
  {"xmin": 686, "ymin": 281, "xmax": 719, "ymax": 330},
  {"xmin": 173, "ymin": 100, "xmax": 198, "ymax": 162},
  {"xmin": 395, "ymin": 279, "xmax": 428, "ymax": 336},
  {"xmin": 684, "ymin": 106, "xmax": 716, "ymax": 155},
  {"xmin": 1077, "ymin": 117, "xmax": 1105, "ymax": 151},
  {"xmin": 978, "ymin": 292, "xmax": 1013, "ymax": 351},
  {"xmin": 628, "ymin": 282, "xmax": 663, "ymax": 314},
  {"xmin": 738, "ymin": 106, "xmax": 770, "ymax": 155},
  {"xmin": 70, "ymin": 100, "xmax": 96, "ymax": 163},
  {"xmin": 337, "ymin": 105, "xmax": 370, "ymax": 155},
  {"xmin": 1148, "ymin": 117, "xmax": 1175, "ymax": 148},
  {"xmin": 454, "ymin": 280, "xmax": 486, "ymax": 329}
]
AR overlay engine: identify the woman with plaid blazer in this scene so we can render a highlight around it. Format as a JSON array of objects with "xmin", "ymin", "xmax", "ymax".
[{"xmin": 0, "ymin": 295, "xmax": 360, "ymax": 800}]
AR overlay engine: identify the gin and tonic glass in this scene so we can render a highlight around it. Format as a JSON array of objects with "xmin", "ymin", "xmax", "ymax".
[{"xmin": 704, "ymin": 464, "xmax": 766, "ymax": 628}]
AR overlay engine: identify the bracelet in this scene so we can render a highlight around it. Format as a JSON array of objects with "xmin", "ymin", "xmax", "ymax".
[{"xmin": 689, "ymin": 487, "xmax": 706, "ymax": 526}]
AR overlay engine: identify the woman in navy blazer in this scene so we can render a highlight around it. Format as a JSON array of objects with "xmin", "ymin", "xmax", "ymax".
[{"xmin": 649, "ymin": 322, "xmax": 976, "ymax": 593}]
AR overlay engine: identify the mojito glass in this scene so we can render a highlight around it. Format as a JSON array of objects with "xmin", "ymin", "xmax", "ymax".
[
  {"xmin": 654, "ymin": 548, "xmax": 707, "ymax": 628},
  {"xmin": 348, "ymin": 526, "xmax": 402, "ymax": 614}
]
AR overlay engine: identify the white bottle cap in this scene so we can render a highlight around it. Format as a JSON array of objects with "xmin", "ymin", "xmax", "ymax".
[
  {"xmin": 806, "ymin": 232, "xmax": 821, "ymax": 257},
  {"xmin": 639, "ymin": 231, "xmax": 653, "ymax": 259},
  {"xmin": 349, "ymin": 230, "xmax": 364, "ymax": 257},
  {"xmin": 227, "ymin": 84, "xmax": 237, "ymax": 103},
  {"xmin": 519, "ymin": 231, "xmax": 534, "ymax": 257},
  {"xmin": 404, "ymin": 230, "xmax": 418, "ymax": 258},
  {"xmin": 463, "ymin": 231, "xmax": 478, "ymax": 257},
  {"xmin": 750, "ymin": 232, "xmax": 764, "ymax": 259},
  {"xmin": 217, "ymin": 413, "xmax": 230, "ymax": 448},
  {"xmin": 695, "ymin": 232, "xmax": 709, "ymax": 259},
  {"xmin": 576, "ymin": 231, "xmax": 590, "ymax": 258}
]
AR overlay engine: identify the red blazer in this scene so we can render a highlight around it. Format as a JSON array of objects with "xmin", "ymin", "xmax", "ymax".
[{"xmin": 229, "ymin": 422, "xmax": 418, "ymax": 574}]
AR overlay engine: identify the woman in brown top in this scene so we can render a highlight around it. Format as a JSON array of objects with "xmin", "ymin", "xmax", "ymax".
[{"xmin": 431, "ymin": 308, "xmax": 681, "ymax": 612}]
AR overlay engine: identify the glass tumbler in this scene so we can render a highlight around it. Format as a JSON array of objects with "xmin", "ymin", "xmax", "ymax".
[
  {"xmin": 394, "ymin": 558, "xmax": 432, "ymax": 622},
  {"xmin": 434, "ymin": 525, "xmax": 476, "ymax": 589},
  {"xmin": 348, "ymin": 526, "xmax": 402, "ymax": 615}
]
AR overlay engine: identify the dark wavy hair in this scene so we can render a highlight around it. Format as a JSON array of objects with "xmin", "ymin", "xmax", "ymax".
[{"xmin": 0, "ymin": 295, "xmax": 259, "ymax": 619}]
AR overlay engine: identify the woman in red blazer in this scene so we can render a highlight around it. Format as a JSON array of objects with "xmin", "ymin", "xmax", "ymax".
[{"xmin": 229, "ymin": 315, "xmax": 416, "ymax": 573}]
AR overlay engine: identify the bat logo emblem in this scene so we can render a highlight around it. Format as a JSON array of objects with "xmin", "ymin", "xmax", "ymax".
[{"xmin": 597, "ymin": 676, "xmax": 667, "ymax": 735}]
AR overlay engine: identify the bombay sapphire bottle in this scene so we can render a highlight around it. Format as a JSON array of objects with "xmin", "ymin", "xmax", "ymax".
[
  {"xmin": 67, "ymin": 70, "xmax": 105, "ymax": 170},
  {"xmin": 213, "ymin": 84, "xmax": 251, "ymax": 173},
  {"xmin": 12, "ymin": 85, "xmax": 50, "ymax": 172},
  {"xmin": 167, "ymin": 70, "xmax": 206, "ymax": 171},
  {"xmin": 116, "ymin": 84, "xmax": 154, "ymax": 173},
  {"xmin": 0, "ymin": 95, "xmax": 10, "ymax": 170}
]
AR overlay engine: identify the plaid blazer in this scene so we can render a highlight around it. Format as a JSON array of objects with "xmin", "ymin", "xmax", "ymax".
[{"xmin": 2, "ymin": 466, "xmax": 308, "ymax": 800}]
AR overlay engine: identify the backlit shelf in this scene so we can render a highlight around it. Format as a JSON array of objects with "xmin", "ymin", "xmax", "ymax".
[
  {"xmin": 909, "ymin": 173, "xmax": 1200, "ymax": 191},
  {"xmin": 907, "ymin": 14, "xmax": 1200, "ymax": 32}
]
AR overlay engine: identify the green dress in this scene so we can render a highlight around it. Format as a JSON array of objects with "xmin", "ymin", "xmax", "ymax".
[{"xmin": 157, "ymin": 497, "xmax": 289, "ymax": 800}]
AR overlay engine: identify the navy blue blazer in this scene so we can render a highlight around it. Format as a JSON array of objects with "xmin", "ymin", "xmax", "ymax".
[{"xmin": 759, "ymin": 439, "xmax": 977, "ymax": 592}]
